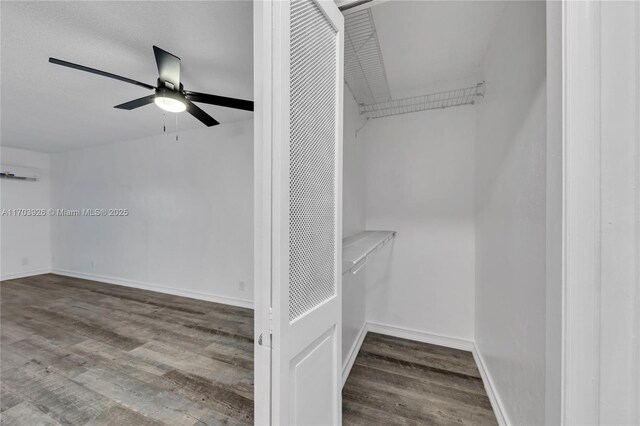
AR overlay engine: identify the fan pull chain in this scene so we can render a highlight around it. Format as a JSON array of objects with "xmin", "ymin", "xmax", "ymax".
[
  {"xmin": 175, "ymin": 113, "xmax": 179, "ymax": 142},
  {"xmin": 163, "ymin": 110, "xmax": 166, "ymax": 133}
]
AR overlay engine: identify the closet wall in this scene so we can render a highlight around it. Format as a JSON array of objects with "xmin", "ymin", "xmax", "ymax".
[
  {"xmin": 474, "ymin": 2, "xmax": 547, "ymax": 425},
  {"xmin": 361, "ymin": 106, "xmax": 476, "ymax": 341}
]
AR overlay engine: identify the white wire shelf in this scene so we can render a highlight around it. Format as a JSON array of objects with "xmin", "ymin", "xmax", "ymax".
[
  {"xmin": 344, "ymin": 9, "xmax": 392, "ymax": 105},
  {"xmin": 342, "ymin": 230, "xmax": 396, "ymax": 275},
  {"xmin": 360, "ymin": 82, "xmax": 485, "ymax": 119}
]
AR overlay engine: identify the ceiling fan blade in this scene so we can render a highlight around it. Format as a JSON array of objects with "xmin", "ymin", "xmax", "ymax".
[
  {"xmin": 185, "ymin": 91, "xmax": 254, "ymax": 112},
  {"xmin": 153, "ymin": 46, "xmax": 181, "ymax": 90},
  {"xmin": 49, "ymin": 57, "xmax": 155, "ymax": 90},
  {"xmin": 114, "ymin": 95, "xmax": 156, "ymax": 110},
  {"xmin": 185, "ymin": 100, "xmax": 219, "ymax": 127}
]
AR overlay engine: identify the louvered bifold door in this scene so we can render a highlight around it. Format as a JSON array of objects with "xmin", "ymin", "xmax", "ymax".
[{"xmin": 253, "ymin": 0, "xmax": 344, "ymax": 424}]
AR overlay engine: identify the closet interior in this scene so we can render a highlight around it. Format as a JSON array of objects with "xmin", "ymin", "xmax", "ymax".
[{"xmin": 338, "ymin": 2, "xmax": 548, "ymax": 425}]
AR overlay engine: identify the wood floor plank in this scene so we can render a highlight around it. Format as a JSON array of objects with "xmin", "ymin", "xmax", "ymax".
[
  {"xmin": 0, "ymin": 401, "xmax": 62, "ymax": 425},
  {"xmin": 344, "ymin": 374, "xmax": 493, "ymax": 425},
  {"xmin": 20, "ymin": 306, "xmax": 143, "ymax": 351},
  {"xmin": 343, "ymin": 333, "xmax": 498, "ymax": 425},
  {"xmin": 201, "ymin": 339, "xmax": 254, "ymax": 372},
  {"xmin": 130, "ymin": 340, "xmax": 250, "ymax": 383},
  {"xmin": 73, "ymin": 366, "xmax": 211, "ymax": 426},
  {"xmin": 89, "ymin": 405, "xmax": 166, "ymax": 426},
  {"xmin": 348, "ymin": 363, "xmax": 493, "ymax": 412},
  {"xmin": 2, "ymin": 338, "xmax": 91, "ymax": 379},
  {"xmin": 162, "ymin": 370, "xmax": 253, "ymax": 424},
  {"xmin": 360, "ymin": 333, "xmax": 481, "ymax": 378},
  {"xmin": 68, "ymin": 338, "xmax": 172, "ymax": 377},
  {"xmin": 343, "ymin": 399, "xmax": 423, "ymax": 426},
  {"xmin": 353, "ymin": 350, "xmax": 487, "ymax": 396},
  {"xmin": 0, "ymin": 384, "xmax": 24, "ymax": 413},
  {"xmin": 345, "ymin": 372, "xmax": 496, "ymax": 425},
  {"xmin": 1, "ymin": 274, "xmax": 254, "ymax": 425},
  {"xmin": 69, "ymin": 341, "xmax": 246, "ymax": 425},
  {"xmin": 1, "ymin": 364, "xmax": 114, "ymax": 425},
  {"xmin": 0, "ymin": 320, "xmax": 36, "ymax": 347},
  {"xmin": 44, "ymin": 298, "xmax": 219, "ymax": 353},
  {"xmin": 2, "ymin": 274, "xmax": 498, "ymax": 425},
  {"xmin": 0, "ymin": 312, "xmax": 86, "ymax": 348}
]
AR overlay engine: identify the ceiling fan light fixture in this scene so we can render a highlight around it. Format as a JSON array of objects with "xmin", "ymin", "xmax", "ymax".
[
  {"xmin": 154, "ymin": 96, "xmax": 186, "ymax": 113},
  {"xmin": 153, "ymin": 87, "xmax": 186, "ymax": 113}
]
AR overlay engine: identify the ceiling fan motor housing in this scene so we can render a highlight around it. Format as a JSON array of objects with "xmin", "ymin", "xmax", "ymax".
[
  {"xmin": 157, "ymin": 78, "xmax": 184, "ymax": 93},
  {"xmin": 155, "ymin": 86, "xmax": 185, "ymax": 102}
]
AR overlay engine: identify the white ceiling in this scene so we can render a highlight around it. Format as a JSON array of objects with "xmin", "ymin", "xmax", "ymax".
[
  {"xmin": 1, "ymin": 1, "xmax": 253, "ymax": 153},
  {"xmin": 368, "ymin": 1, "xmax": 506, "ymax": 100}
]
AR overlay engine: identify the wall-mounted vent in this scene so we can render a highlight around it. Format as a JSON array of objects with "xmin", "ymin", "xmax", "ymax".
[{"xmin": 0, "ymin": 165, "xmax": 41, "ymax": 181}]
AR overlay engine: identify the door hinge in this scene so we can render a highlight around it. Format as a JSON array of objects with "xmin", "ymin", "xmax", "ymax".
[{"xmin": 258, "ymin": 307, "xmax": 274, "ymax": 348}]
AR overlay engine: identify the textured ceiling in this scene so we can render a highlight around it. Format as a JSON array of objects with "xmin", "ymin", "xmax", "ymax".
[
  {"xmin": 346, "ymin": 1, "xmax": 505, "ymax": 103},
  {"xmin": 1, "ymin": 1, "xmax": 253, "ymax": 153}
]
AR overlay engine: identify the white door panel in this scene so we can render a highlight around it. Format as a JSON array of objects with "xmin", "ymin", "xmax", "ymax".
[
  {"xmin": 254, "ymin": 0, "xmax": 344, "ymax": 424},
  {"xmin": 290, "ymin": 326, "xmax": 336, "ymax": 425}
]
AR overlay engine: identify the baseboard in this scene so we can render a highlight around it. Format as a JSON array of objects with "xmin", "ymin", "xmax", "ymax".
[
  {"xmin": 1, "ymin": 268, "xmax": 52, "ymax": 281},
  {"xmin": 472, "ymin": 344, "xmax": 509, "ymax": 426},
  {"xmin": 51, "ymin": 269, "xmax": 254, "ymax": 310},
  {"xmin": 366, "ymin": 322, "xmax": 474, "ymax": 351},
  {"xmin": 342, "ymin": 322, "xmax": 368, "ymax": 387}
]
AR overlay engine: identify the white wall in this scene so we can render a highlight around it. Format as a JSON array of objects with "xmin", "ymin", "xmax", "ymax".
[
  {"xmin": 342, "ymin": 88, "xmax": 368, "ymax": 369},
  {"xmin": 50, "ymin": 120, "xmax": 253, "ymax": 307},
  {"xmin": 0, "ymin": 147, "xmax": 52, "ymax": 279},
  {"xmin": 361, "ymin": 105, "xmax": 476, "ymax": 341},
  {"xmin": 598, "ymin": 3, "xmax": 640, "ymax": 421},
  {"xmin": 474, "ymin": 2, "xmax": 547, "ymax": 425},
  {"xmin": 545, "ymin": 1, "xmax": 562, "ymax": 423}
]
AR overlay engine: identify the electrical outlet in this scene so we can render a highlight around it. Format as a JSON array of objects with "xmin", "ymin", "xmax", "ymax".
[
  {"xmin": 21, "ymin": 257, "xmax": 29, "ymax": 266},
  {"xmin": 239, "ymin": 281, "xmax": 245, "ymax": 291}
]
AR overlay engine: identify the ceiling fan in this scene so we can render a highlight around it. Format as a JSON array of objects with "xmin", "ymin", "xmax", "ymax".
[{"xmin": 49, "ymin": 46, "xmax": 253, "ymax": 127}]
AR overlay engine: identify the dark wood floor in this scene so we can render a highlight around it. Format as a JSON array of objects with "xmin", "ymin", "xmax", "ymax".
[
  {"xmin": 1, "ymin": 274, "xmax": 496, "ymax": 425},
  {"xmin": 1, "ymin": 274, "xmax": 254, "ymax": 425},
  {"xmin": 342, "ymin": 333, "xmax": 498, "ymax": 425}
]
